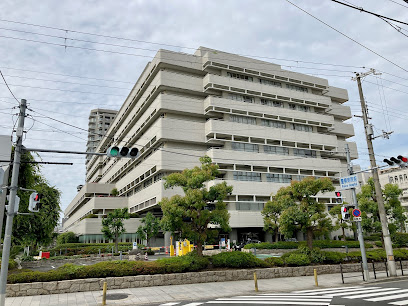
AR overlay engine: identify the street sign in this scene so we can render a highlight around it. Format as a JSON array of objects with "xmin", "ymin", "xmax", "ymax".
[
  {"xmin": 132, "ymin": 242, "xmax": 138, "ymax": 250},
  {"xmin": 353, "ymin": 217, "xmax": 362, "ymax": 222},
  {"xmin": 352, "ymin": 209, "xmax": 361, "ymax": 218},
  {"xmin": 340, "ymin": 174, "xmax": 359, "ymax": 190}
]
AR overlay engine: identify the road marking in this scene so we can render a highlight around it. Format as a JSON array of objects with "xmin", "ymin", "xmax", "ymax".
[
  {"xmin": 207, "ymin": 301, "xmax": 331, "ymax": 305},
  {"xmin": 320, "ymin": 287, "xmax": 383, "ymax": 297},
  {"xmin": 228, "ymin": 296, "xmax": 331, "ymax": 299},
  {"xmin": 391, "ymin": 300, "xmax": 408, "ymax": 306},
  {"xmin": 345, "ymin": 288, "xmax": 408, "ymax": 299},
  {"xmin": 160, "ymin": 303, "xmax": 180, "ymax": 306},
  {"xmin": 217, "ymin": 297, "xmax": 332, "ymax": 301},
  {"xmin": 293, "ymin": 286, "xmax": 363, "ymax": 294},
  {"xmin": 303, "ymin": 286, "xmax": 380, "ymax": 296},
  {"xmin": 183, "ymin": 303, "xmax": 204, "ymax": 306},
  {"xmin": 366, "ymin": 292, "xmax": 408, "ymax": 302}
]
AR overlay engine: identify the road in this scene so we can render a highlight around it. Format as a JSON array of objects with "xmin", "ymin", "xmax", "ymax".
[{"xmin": 155, "ymin": 279, "xmax": 408, "ymax": 306}]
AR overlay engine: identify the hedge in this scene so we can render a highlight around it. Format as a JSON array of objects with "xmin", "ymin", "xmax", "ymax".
[
  {"xmin": 244, "ymin": 240, "xmax": 372, "ymax": 250},
  {"xmin": 211, "ymin": 252, "xmax": 267, "ymax": 268},
  {"xmin": 45, "ymin": 243, "xmax": 134, "ymax": 256}
]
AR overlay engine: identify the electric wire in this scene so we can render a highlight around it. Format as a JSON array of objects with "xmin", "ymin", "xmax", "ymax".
[
  {"xmin": 284, "ymin": 0, "xmax": 408, "ymax": 73},
  {"xmin": 0, "ymin": 69, "xmax": 19, "ymax": 104}
]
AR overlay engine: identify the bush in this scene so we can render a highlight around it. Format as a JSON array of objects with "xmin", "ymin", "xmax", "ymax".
[
  {"xmin": 20, "ymin": 255, "xmax": 34, "ymax": 261},
  {"xmin": 264, "ymin": 257, "xmax": 284, "ymax": 267},
  {"xmin": 146, "ymin": 249, "xmax": 155, "ymax": 256},
  {"xmin": 10, "ymin": 246, "xmax": 23, "ymax": 259},
  {"xmin": 244, "ymin": 240, "xmax": 372, "ymax": 250},
  {"xmin": 46, "ymin": 243, "xmax": 133, "ymax": 256},
  {"xmin": 129, "ymin": 213, "xmax": 139, "ymax": 218},
  {"xmin": 296, "ymin": 246, "xmax": 326, "ymax": 264},
  {"xmin": 392, "ymin": 233, "xmax": 408, "ymax": 248},
  {"xmin": 321, "ymin": 251, "xmax": 347, "ymax": 264},
  {"xmin": 285, "ymin": 253, "xmax": 311, "ymax": 266},
  {"xmin": 57, "ymin": 232, "xmax": 79, "ymax": 245},
  {"xmin": 364, "ymin": 234, "xmax": 382, "ymax": 241},
  {"xmin": 0, "ymin": 260, "xmax": 18, "ymax": 270},
  {"xmin": 211, "ymin": 251, "xmax": 267, "ymax": 269},
  {"xmin": 244, "ymin": 242, "xmax": 298, "ymax": 250}
]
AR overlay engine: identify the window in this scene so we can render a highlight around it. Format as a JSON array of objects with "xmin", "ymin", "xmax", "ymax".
[
  {"xmin": 405, "ymin": 174, "xmax": 408, "ymax": 181},
  {"xmin": 236, "ymin": 202, "xmax": 264, "ymax": 211},
  {"xmin": 231, "ymin": 142, "xmax": 259, "ymax": 153},
  {"xmin": 261, "ymin": 119, "xmax": 286, "ymax": 129},
  {"xmin": 228, "ymin": 94, "xmax": 254, "ymax": 103},
  {"xmin": 260, "ymin": 99, "xmax": 283, "ymax": 108},
  {"xmin": 286, "ymin": 84, "xmax": 308, "ymax": 92},
  {"xmin": 400, "ymin": 175, "xmax": 404, "ymax": 182},
  {"xmin": 292, "ymin": 123, "xmax": 313, "ymax": 132},
  {"xmin": 264, "ymin": 145, "xmax": 289, "ymax": 155},
  {"xmin": 259, "ymin": 79, "xmax": 282, "ymax": 87},
  {"xmin": 233, "ymin": 171, "xmax": 262, "ymax": 182},
  {"xmin": 395, "ymin": 176, "xmax": 399, "ymax": 182},
  {"xmin": 230, "ymin": 115, "xmax": 256, "ymax": 125},
  {"xmin": 266, "ymin": 174, "xmax": 291, "ymax": 183},
  {"xmin": 390, "ymin": 177, "xmax": 394, "ymax": 183},
  {"xmin": 227, "ymin": 72, "xmax": 253, "ymax": 81},
  {"xmin": 289, "ymin": 103, "xmax": 310, "ymax": 112},
  {"xmin": 292, "ymin": 175, "xmax": 307, "ymax": 181},
  {"xmin": 293, "ymin": 148, "xmax": 317, "ymax": 158}
]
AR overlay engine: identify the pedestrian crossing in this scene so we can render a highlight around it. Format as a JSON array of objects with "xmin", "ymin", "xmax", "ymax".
[
  {"xmin": 160, "ymin": 285, "xmax": 408, "ymax": 305},
  {"xmin": 294, "ymin": 285, "xmax": 408, "ymax": 305}
]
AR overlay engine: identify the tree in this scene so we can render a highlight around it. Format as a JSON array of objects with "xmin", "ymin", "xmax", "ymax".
[
  {"xmin": 111, "ymin": 188, "xmax": 119, "ymax": 197},
  {"xmin": 101, "ymin": 208, "xmax": 129, "ymax": 252},
  {"xmin": 57, "ymin": 232, "xmax": 78, "ymax": 245},
  {"xmin": 262, "ymin": 200, "xmax": 283, "ymax": 242},
  {"xmin": 159, "ymin": 156, "xmax": 232, "ymax": 256},
  {"xmin": 9, "ymin": 150, "xmax": 61, "ymax": 250},
  {"xmin": 275, "ymin": 177, "xmax": 335, "ymax": 249},
  {"xmin": 136, "ymin": 212, "xmax": 160, "ymax": 247},
  {"xmin": 329, "ymin": 204, "xmax": 355, "ymax": 241},
  {"xmin": 358, "ymin": 178, "xmax": 406, "ymax": 245}
]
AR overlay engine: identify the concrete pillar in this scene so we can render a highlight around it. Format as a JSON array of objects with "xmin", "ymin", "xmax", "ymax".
[
  {"xmin": 229, "ymin": 229, "xmax": 238, "ymax": 244},
  {"xmin": 164, "ymin": 231, "xmax": 172, "ymax": 247},
  {"xmin": 265, "ymin": 232, "xmax": 273, "ymax": 243}
]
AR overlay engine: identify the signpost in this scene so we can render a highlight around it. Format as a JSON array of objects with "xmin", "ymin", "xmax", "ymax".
[{"xmin": 340, "ymin": 174, "xmax": 359, "ymax": 190}]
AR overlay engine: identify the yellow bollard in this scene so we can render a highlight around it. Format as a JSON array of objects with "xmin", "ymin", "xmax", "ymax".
[
  {"xmin": 169, "ymin": 245, "xmax": 174, "ymax": 257},
  {"xmin": 314, "ymin": 269, "xmax": 318, "ymax": 287},
  {"xmin": 102, "ymin": 281, "xmax": 107, "ymax": 305},
  {"xmin": 254, "ymin": 272, "xmax": 259, "ymax": 292}
]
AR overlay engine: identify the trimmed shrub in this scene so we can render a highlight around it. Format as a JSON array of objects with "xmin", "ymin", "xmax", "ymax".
[
  {"xmin": 0, "ymin": 260, "xmax": 17, "ymax": 270},
  {"xmin": 57, "ymin": 232, "xmax": 79, "ymax": 245},
  {"xmin": 244, "ymin": 240, "xmax": 372, "ymax": 250},
  {"xmin": 146, "ymin": 249, "xmax": 155, "ymax": 256},
  {"xmin": 392, "ymin": 233, "xmax": 408, "ymax": 248},
  {"xmin": 264, "ymin": 257, "xmax": 284, "ymax": 267},
  {"xmin": 321, "ymin": 251, "xmax": 347, "ymax": 264},
  {"xmin": 285, "ymin": 253, "xmax": 311, "ymax": 266},
  {"xmin": 211, "ymin": 251, "xmax": 267, "ymax": 268},
  {"xmin": 244, "ymin": 242, "xmax": 298, "ymax": 250}
]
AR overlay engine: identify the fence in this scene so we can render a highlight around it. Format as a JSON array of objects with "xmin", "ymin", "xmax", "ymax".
[{"xmin": 340, "ymin": 260, "xmax": 406, "ymax": 283}]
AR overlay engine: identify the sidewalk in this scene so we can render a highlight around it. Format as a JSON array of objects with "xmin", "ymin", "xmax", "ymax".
[{"xmin": 4, "ymin": 271, "xmax": 397, "ymax": 306}]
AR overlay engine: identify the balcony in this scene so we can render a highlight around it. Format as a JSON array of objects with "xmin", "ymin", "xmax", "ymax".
[
  {"xmin": 327, "ymin": 103, "xmax": 352, "ymax": 120},
  {"xmin": 205, "ymin": 119, "xmax": 339, "ymax": 148},
  {"xmin": 331, "ymin": 122, "xmax": 355, "ymax": 138},
  {"xmin": 325, "ymin": 86, "xmax": 348, "ymax": 103}
]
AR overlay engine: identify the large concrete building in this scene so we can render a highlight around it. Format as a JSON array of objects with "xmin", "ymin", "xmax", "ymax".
[
  {"xmin": 86, "ymin": 109, "xmax": 118, "ymax": 165},
  {"xmin": 63, "ymin": 47, "xmax": 358, "ymax": 244},
  {"xmin": 379, "ymin": 166, "xmax": 408, "ymax": 209}
]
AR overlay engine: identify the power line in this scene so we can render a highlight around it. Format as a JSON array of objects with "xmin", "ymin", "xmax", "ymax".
[
  {"xmin": 330, "ymin": 0, "xmax": 408, "ymax": 26},
  {"xmin": 0, "ymin": 70, "xmax": 19, "ymax": 104},
  {"xmin": 387, "ymin": 0, "xmax": 408, "ymax": 9},
  {"xmin": 0, "ymin": 19, "xmax": 367, "ymax": 69},
  {"xmin": 284, "ymin": 0, "xmax": 408, "ymax": 73}
]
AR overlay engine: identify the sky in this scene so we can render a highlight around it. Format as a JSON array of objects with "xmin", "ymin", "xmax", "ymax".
[{"xmin": 0, "ymin": 0, "xmax": 407, "ymax": 214}]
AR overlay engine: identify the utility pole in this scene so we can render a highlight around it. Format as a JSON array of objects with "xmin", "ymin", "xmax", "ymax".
[
  {"xmin": 0, "ymin": 99, "xmax": 27, "ymax": 306},
  {"xmin": 345, "ymin": 144, "xmax": 369, "ymax": 281},
  {"xmin": 0, "ymin": 165, "xmax": 10, "ymax": 241},
  {"xmin": 354, "ymin": 71, "xmax": 397, "ymax": 276}
]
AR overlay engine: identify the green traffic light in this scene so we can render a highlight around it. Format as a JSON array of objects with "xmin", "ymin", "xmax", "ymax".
[{"xmin": 110, "ymin": 147, "xmax": 119, "ymax": 157}]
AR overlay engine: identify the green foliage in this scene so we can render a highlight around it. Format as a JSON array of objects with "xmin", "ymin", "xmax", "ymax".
[
  {"xmin": 20, "ymin": 254, "xmax": 34, "ymax": 261},
  {"xmin": 321, "ymin": 251, "xmax": 347, "ymax": 264},
  {"xmin": 296, "ymin": 246, "xmax": 325, "ymax": 263},
  {"xmin": 0, "ymin": 260, "xmax": 18, "ymax": 270},
  {"xmin": 244, "ymin": 240, "xmax": 371, "ymax": 250},
  {"xmin": 392, "ymin": 233, "xmax": 408, "ymax": 247},
  {"xmin": 364, "ymin": 234, "xmax": 382, "ymax": 241},
  {"xmin": 160, "ymin": 156, "xmax": 232, "ymax": 256},
  {"xmin": 129, "ymin": 213, "xmax": 140, "ymax": 218},
  {"xmin": 329, "ymin": 204, "xmax": 356, "ymax": 240},
  {"xmin": 101, "ymin": 208, "xmax": 130, "ymax": 253},
  {"xmin": 137, "ymin": 212, "xmax": 160, "ymax": 247},
  {"xmin": 358, "ymin": 179, "xmax": 406, "ymax": 237},
  {"xmin": 264, "ymin": 257, "xmax": 284, "ymax": 267},
  {"xmin": 284, "ymin": 253, "xmax": 311, "ymax": 266},
  {"xmin": 262, "ymin": 200, "xmax": 283, "ymax": 242},
  {"xmin": 146, "ymin": 249, "xmax": 155, "ymax": 256},
  {"xmin": 111, "ymin": 188, "xmax": 119, "ymax": 196},
  {"xmin": 270, "ymin": 177, "xmax": 335, "ymax": 249},
  {"xmin": 11, "ymin": 150, "xmax": 61, "ymax": 249},
  {"xmin": 10, "ymin": 245, "xmax": 24, "ymax": 259},
  {"xmin": 211, "ymin": 251, "xmax": 267, "ymax": 268},
  {"xmin": 57, "ymin": 232, "xmax": 78, "ymax": 245},
  {"xmin": 156, "ymin": 253, "xmax": 209, "ymax": 273}
]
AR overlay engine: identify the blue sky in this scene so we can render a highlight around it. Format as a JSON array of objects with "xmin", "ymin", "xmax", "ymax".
[{"xmin": 0, "ymin": 0, "xmax": 407, "ymax": 214}]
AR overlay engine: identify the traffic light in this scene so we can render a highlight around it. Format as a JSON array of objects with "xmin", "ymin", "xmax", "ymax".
[
  {"xmin": 383, "ymin": 156, "xmax": 408, "ymax": 168},
  {"xmin": 341, "ymin": 205, "xmax": 350, "ymax": 221},
  {"xmin": 29, "ymin": 192, "xmax": 41, "ymax": 212},
  {"xmin": 335, "ymin": 191, "xmax": 343, "ymax": 203},
  {"xmin": 106, "ymin": 146, "xmax": 139, "ymax": 158}
]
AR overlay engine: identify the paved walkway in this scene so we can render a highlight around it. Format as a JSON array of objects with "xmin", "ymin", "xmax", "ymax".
[{"xmin": 5, "ymin": 271, "xmax": 400, "ymax": 306}]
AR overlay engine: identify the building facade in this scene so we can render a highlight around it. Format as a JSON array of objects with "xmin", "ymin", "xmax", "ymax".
[
  {"xmin": 63, "ymin": 47, "xmax": 358, "ymax": 244},
  {"xmin": 379, "ymin": 167, "xmax": 408, "ymax": 209},
  {"xmin": 86, "ymin": 109, "xmax": 118, "ymax": 165}
]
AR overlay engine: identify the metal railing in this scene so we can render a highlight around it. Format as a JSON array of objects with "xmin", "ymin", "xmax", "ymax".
[{"xmin": 340, "ymin": 260, "xmax": 406, "ymax": 283}]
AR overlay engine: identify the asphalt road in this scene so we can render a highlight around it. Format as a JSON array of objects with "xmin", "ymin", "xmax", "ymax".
[{"xmin": 153, "ymin": 278, "xmax": 408, "ymax": 306}]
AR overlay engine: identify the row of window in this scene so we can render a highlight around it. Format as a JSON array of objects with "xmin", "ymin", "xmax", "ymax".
[
  {"xmin": 228, "ymin": 94, "xmax": 311, "ymax": 113},
  {"xmin": 231, "ymin": 142, "xmax": 316, "ymax": 158},
  {"xmin": 389, "ymin": 174, "xmax": 408, "ymax": 184},
  {"xmin": 229, "ymin": 115, "xmax": 314, "ymax": 132},
  {"xmin": 232, "ymin": 171, "xmax": 307, "ymax": 183},
  {"xmin": 227, "ymin": 72, "xmax": 309, "ymax": 93}
]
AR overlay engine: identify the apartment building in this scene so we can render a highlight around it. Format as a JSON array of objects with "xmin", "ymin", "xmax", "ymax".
[
  {"xmin": 63, "ymin": 47, "xmax": 358, "ymax": 244},
  {"xmin": 86, "ymin": 109, "xmax": 118, "ymax": 164},
  {"xmin": 379, "ymin": 167, "xmax": 408, "ymax": 208}
]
